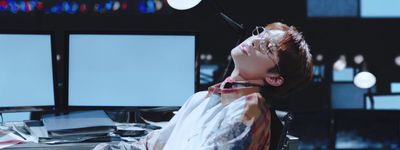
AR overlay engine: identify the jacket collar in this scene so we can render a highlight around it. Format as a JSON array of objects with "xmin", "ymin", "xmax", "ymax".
[{"xmin": 207, "ymin": 79, "xmax": 261, "ymax": 105}]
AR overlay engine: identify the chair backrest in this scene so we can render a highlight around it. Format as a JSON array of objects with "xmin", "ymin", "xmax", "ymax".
[
  {"xmin": 269, "ymin": 108, "xmax": 283, "ymax": 150},
  {"xmin": 270, "ymin": 109, "xmax": 295, "ymax": 150},
  {"xmin": 277, "ymin": 111, "xmax": 294, "ymax": 150}
]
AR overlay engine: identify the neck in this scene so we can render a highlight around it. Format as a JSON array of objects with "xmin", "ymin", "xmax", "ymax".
[
  {"xmin": 227, "ymin": 69, "xmax": 265, "ymax": 86},
  {"xmin": 229, "ymin": 69, "xmax": 245, "ymax": 81}
]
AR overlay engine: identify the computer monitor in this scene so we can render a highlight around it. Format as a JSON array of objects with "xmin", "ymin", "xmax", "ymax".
[
  {"xmin": 365, "ymin": 94, "xmax": 400, "ymax": 110},
  {"xmin": 199, "ymin": 64, "xmax": 219, "ymax": 85},
  {"xmin": 66, "ymin": 32, "xmax": 197, "ymax": 110},
  {"xmin": 361, "ymin": 0, "xmax": 400, "ymax": 18},
  {"xmin": 331, "ymin": 82, "xmax": 376, "ymax": 109},
  {"xmin": 307, "ymin": 0, "xmax": 359, "ymax": 17},
  {"xmin": 332, "ymin": 67, "xmax": 354, "ymax": 82},
  {"xmin": 0, "ymin": 32, "xmax": 56, "ymax": 112},
  {"xmin": 390, "ymin": 82, "xmax": 400, "ymax": 93}
]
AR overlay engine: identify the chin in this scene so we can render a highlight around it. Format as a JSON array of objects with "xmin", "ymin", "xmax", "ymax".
[
  {"xmin": 231, "ymin": 48, "xmax": 247, "ymax": 58},
  {"xmin": 231, "ymin": 47, "xmax": 240, "ymax": 55},
  {"xmin": 231, "ymin": 53, "xmax": 245, "ymax": 66}
]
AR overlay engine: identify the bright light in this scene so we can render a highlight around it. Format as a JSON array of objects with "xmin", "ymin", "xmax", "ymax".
[
  {"xmin": 333, "ymin": 55, "xmax": 347, "ymax": 71},
  {"xmin": 105, "ymin": 1, "xmax": 113, "ymax": 11},
  {"xmin": 395, "ymin": 55, "xmax": 400, "ymax": 66},
  {"xmin": 155, "ymin": 0, "xmax": 163, "ymax": 10},
  {"xmin": 71, "ymin": 2, "xmax": 79, "ymax": 13},
  {"xmin": 56, "ymin": 54, "xmax": 61, "ymax": 61},
  {"xmin": 354, "ymin": 71, "xmax": 376, "ymax": 89},
  {"xmin": 113, "ymin": 1, "xmax": 120, "ymax": 11},
  {"xmin": 316, "ymin": 54, "xmax": 323, "ymax": 62},
  {"xmin": 353, "ymin": 54, "xmax": 364, "ymax": 65},
  {"xmin": 200, "ymin": 54, "xmax": 206, "ymax": 60},
  {"xmin": 227, "ymin": 55, "xmax": 232, "ymax": 61},
  {"xmin": 167, "ymin": 0, "xmax": 201, "ymax": 10},
  {"xmin": 206, "ymin": 54, "xmax": 212, "ymax": 61}
]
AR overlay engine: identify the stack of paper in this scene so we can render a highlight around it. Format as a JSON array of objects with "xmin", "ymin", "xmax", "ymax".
[
  {"xmin": 42, "ymin": 110, "xmax": 116, "ymax": 137},
  {"xmin": 0, "ymin": 130, "xmax": 25, "ymax": 149}
]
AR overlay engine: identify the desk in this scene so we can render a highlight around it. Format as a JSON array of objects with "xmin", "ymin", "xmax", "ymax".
[
  {"xmin": 1, "ymin": 121, "xmax": 145, "ymax": 150},
  {"xmin": 5, "ymin": 142, "xmax": 120, "ymax": 150}
]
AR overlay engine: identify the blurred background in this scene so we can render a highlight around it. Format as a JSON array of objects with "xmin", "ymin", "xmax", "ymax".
[{"xmin": 0, "ymin": 0, "xmax": 400, "ymax": 149}]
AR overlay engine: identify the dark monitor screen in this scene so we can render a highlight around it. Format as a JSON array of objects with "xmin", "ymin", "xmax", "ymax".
[
  {"xmin": 0, "ymin": 33, "xmax": 55, "ymax": 112},
  {"xmin": 67, "ymin": 32, "xmax": 197, "ymax": 109},
  {"xmin": 307, "ymin": 0, "xmax": 400, "ymax": 18},
  {"xmin": 307, "ymin": 0, "xmax": 359, "ymax": 17}
]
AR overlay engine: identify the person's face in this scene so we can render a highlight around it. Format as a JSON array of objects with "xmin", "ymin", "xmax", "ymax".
[{"xmin": 231, "ymin": 27, "xmax": 286, "ymax": 80}]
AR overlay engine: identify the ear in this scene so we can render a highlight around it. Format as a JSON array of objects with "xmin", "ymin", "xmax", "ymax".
[{"xmin": 264, "ymin": 74, "xmax": 284, "ymax": 87}]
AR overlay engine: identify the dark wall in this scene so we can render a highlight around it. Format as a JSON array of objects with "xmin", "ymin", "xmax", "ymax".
[{"xmin": 1, "ymin": 0, "xmax": 400, "ymax": 112}]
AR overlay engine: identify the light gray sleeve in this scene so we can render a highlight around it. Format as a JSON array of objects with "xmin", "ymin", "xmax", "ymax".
[{"xmin": 93, "ymin": 91, "xmax": 209, "ymax": 150}]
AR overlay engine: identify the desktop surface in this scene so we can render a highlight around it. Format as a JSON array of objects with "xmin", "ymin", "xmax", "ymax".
[
  {"xmin": 5, "ymin": 141, "xmax": 120, "ymax": 150},
  {"xmin": 1, "ymin": 114, "xmax": 156, "ymax": 150}
]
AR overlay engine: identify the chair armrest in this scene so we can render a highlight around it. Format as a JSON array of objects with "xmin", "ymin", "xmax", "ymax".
[{"xmin": 285, "ymin": 135, "xmax": 299, "ymax": 150}]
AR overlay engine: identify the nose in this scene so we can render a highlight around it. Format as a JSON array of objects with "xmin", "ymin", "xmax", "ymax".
[{"xmin": 250, "ymin": 37, "xmax": 262, "ymax": 50}]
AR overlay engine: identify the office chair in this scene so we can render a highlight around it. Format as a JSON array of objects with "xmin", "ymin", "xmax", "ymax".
[{"xmin": 270, "ymin": 109, "xmax": 299, "ymax": 150}]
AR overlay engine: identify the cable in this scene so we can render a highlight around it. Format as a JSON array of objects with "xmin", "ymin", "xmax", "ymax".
[
  {"xmin": 126, "ymin": 111, "xmax": 130, "ymax": 123},
  {"xmin": 0, "ymin": 113, "xmax": 3, "ymax": 125},
  {"xmin": 204, "ymin": 0, "xmax": 247, "ymax": 81}
]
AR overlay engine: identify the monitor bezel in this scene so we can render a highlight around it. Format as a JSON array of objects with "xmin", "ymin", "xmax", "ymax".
[
  {"xmin": 0, "ymin": 31, "xmax": 58, "ymax": 113},
  {"xmin": 65, "ymin": 30, "xmax": 199, "ymax": 111}
]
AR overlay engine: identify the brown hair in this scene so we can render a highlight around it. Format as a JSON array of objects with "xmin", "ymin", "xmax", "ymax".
[{"xmin": 263, "ymin": 22, "xmax": 313, "ymax": 98}]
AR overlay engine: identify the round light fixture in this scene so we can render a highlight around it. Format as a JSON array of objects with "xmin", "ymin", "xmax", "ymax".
[
  {"xmin": 395, "ymin": 55, "xmax": 400, "ymax": 66},
  {"xmin": 167, "ymin": 0, "xmax": 201, "ymax": 10},
  {"xmin": 353, "ymin": 71, "xmax": 376, "ymax": 89},
  {"xmin": 316, "ymin": 54, "xmax": 323, "ymax": 62},
  {"xmin": 333, "ymin": 55, "xmax": 347, "ymax": 71},
  {"xmin": 353, "ymin": 54, "xmax": 364, "ymax": 65},
  {"xmin": 200, "ymin": 54, "xmax": 206, "ymax": 60},
  {"xmin": 206, "ymin": 54, "xmax": 213, "ymax": 61}
]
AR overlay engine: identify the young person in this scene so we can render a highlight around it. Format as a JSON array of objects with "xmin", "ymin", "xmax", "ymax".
[{"xmin": 94, "ymin": 22, "xmax": 313, "ymax": 150}]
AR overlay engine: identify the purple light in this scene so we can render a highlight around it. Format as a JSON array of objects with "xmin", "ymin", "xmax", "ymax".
[
  {"xmin": 1, "ymin": 0, "xmax": 7, "ymax": 9},
  {"xmin": 51, "ymin": 3, "xmax": 62, "ymax": 13},
  {"xmin": 9, "ymin": 0, "xmax": 18, "ymax": 14},
  {"xmin": 112, "ymin": 1, "xmax": 120, "ymax": 11},
  {"xmin": 24, "ymin": 0, "xmax": 32, "ymax": 12},
  {"xmin": 94, "ymin": 3, "xmax": 105, "ymax": 13},
  {"xmin": 0, "ymin": 0, "xmax": 146, "ymax": 14},
  {"xmin": 138, "ymin": 0, "xmax": 146, "ymax": 13}
]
